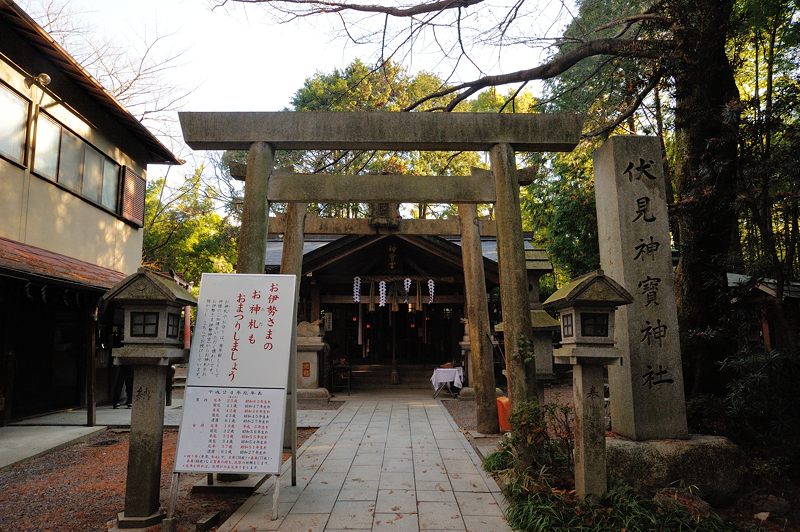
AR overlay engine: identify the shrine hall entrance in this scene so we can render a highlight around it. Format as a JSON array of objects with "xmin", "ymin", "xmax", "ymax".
[
  {"xmin": 322, "ymin": 303, "xmax": 464, "ymax": 366},
  {"xmin": 287, "ymin": 233, "xmax": 500, "ymax": 388},
  {"xmin": 321, "ymin": 303, "xmax": 464, "ymax": 388}
]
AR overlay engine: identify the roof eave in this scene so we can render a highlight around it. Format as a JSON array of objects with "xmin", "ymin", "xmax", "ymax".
[{"xmin": 1, "ymin": 1, "xmax": 181, "ymax": 165}]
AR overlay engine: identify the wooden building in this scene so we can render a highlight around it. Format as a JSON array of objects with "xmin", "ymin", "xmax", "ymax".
[
  {"xmin": 0, "ymin": 2, "xmax": 179, "ymax": 422},
  {"xmin": 265, "ymin": 231, "xmax": 547, "ymax": 388}
]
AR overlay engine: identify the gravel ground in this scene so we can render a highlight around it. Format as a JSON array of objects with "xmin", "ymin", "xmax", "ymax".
[
  {"xmin": 441, "ymin": 382, "xmax": 576, "ymax": 433},
  {"xmin": 0, "ymin": 427, "xmax": 316, "ymax": 532},
  {"xmin": 441, "ymin": 398, "xmax": 477, "ymax": 432}
]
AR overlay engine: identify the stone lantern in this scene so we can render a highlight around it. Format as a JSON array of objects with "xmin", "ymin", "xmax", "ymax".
[
  {"xmin": 543, "ymin": 269, "xmax": 633, "ymax": 500},
  {"xmin": 102, "ymin": 268, "xmax": 196, "ymax": 528}
]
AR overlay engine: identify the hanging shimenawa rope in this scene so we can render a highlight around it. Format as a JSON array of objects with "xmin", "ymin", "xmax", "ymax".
[
  {"xmin": 427, "ymin": 279, "xmax": 435, "ymax": 304},
  {"xmin": 353, "ymin": 276, "xmax": 361, "ymax": 303},
  {"xmin": 403, "ymin": 278, "xmax": 411, "ymax": 303},
  {"xmin": 391, "ymin": 282, "xmax": 399, "ymax": 312},
  {"xmin": 378, "ymin": 280, "xmax": 387, "ymax": 307}
]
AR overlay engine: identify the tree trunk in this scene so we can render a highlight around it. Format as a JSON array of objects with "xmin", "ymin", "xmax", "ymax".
[{"xmin": 671, "ymin": 0, "xmax": 740, "ymax": 396}]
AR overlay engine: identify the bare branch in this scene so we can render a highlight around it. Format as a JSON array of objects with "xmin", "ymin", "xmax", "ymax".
[
  {"xmin": 498, "ymin": 80, "xmax": 528, "ymax": 113},
  {"xmin": 405, "ymin": 37, "xmax": 668, "ymax": 110},
  {"xmin": 581, "ymin": 70, "xmax": 664, "ymax": 138},
  {"xmin": 216, "ymin": 0, "xmax": 486, "ymax": 18}
]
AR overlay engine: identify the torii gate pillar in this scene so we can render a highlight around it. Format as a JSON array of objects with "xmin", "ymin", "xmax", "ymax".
[{"xmin": 490, "ymin": 143, "xmax": 535, "ymax": 405}]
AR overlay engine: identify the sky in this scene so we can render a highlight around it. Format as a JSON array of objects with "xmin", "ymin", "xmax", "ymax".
[
  {"xmin": 60, "ymin": 0, "xmax": 362, "ymax": 112},
  {"xmin": 19, "ymin": 0, "xmax": 571, "ymax": 175}
]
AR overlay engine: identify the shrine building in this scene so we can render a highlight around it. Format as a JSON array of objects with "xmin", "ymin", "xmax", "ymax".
[{"xmin": 263, "ymin": 210, "xmax": 554, "ymax": 390}]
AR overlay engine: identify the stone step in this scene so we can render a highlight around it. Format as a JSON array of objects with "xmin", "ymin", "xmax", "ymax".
[{"xmin": 349, "ymin": 365, "xmax": 439, "ymax": 389}]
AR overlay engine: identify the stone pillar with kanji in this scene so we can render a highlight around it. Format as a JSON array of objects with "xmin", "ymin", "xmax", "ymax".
[{"xmin": 593, "ymin": 136, "xmax": 688, "ymax": 441}]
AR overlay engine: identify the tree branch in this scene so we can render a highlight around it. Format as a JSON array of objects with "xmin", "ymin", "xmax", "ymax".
[
  {"xmin": 581, "ymin": 69, "xmax": 664, "ymax": 138},
  {"xmin": 218, "ymin": 0, "xmax": 486, "ymax": 18},
  {"xmin": 405, "ymin": 37, "xmax": 668, "ymax": 110}
]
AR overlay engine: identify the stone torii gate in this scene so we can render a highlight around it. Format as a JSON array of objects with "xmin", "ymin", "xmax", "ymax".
[{"xmin": 179, "ymin": 111, "xmax": 583, "ymax": 435}]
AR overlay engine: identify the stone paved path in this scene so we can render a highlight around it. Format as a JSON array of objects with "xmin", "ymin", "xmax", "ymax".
[{"xmin": 219, "ymin": 394, "xmax": 512, "ymax": 531}]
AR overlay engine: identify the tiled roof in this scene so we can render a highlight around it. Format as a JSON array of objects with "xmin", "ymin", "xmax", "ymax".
[{"xmin": 0, "ymin": 236, "xmax": 126, "ymax": 291}]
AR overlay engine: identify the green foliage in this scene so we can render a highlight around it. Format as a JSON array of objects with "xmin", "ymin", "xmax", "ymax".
[
  {"xmin": 493, "ymin": 449, "xmax": 740, "ymax": 532},
  {"xmin": 503, "ymin": 480, "xmax": 738, "ymax": 531},
  {"xmin": 721, "ymin": 348, "xmax": 800, "ymax": 461},
  {"xmin": 488, "ymin": 400, "xmax": 574, "ymax": 492},
  {"xmin": 269, "ymin": 58, "xmax": 484, "ymax": 219},
  {"xmin": 547, "ymin": 0, "xmax": 659, "ymax": 136},
  {"xmin": 489, "ymin": 401, "xmax": 738, "ymax": 531},
  {"xmin": 521, "ymin": 144, "xmax": 601, "ymax": 280},
  {"xmin": 467, "ymin": 86, "xmax": 538, "ymax": 114},
  {"xmin": 483, "ymin": 447, "xmax": 513, "ymax": 473},
  {"xmin": 732, "ymin": 9, "xmax": 800, "ymax": 283},
  {"xmin": 143, "ymin": 167, "xmax": 237, "ymax": 285},
  {"xmin": 688, "ymin": 346, "xmax": 800, "ymax": 482}
]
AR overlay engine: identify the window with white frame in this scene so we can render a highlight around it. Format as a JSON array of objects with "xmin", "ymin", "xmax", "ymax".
[
  {"xmin": 0, "ymin": 82, "xmax": 29, "ymax": 164},
  {"xmin": 33, "ymin": 112, "xmax": 120, "ymax": 212}
]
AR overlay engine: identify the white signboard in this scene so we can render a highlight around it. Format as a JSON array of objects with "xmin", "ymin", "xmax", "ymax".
[
  {"xmin": 175, "ymin": 386, "xmax": 285, "ymax": 473},
  {"xmin": 175, "ymin": 273, "xmax": 297, "ymax": 474},
  {"xmin": 186, "ymin": 273, "xmax": 296, "ymax": 389}
]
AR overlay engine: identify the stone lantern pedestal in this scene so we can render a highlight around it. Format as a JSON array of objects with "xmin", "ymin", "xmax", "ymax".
[
  {"xmin": 115, "ymin": 358, "xmax": 173, "ymax": 527},
  {"xmin": 102, "ymin": 269, "xmax": 196, "ymax": 528},
  {"xmin": 544, "ymin": 269, "xmax": 633, "ymax": 500},
  {"xmin": 556, "ymin": 351, "xmax": 621, "ymax": 499}
]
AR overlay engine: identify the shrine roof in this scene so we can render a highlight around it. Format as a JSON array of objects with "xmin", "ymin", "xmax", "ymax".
[
  {"xmin": 0, "ymin": 236, "xmax": 126, "ymax": 291},
  {"xmin": 728, "ymin": 273, "xmax": 800, "ymax": 300},
  {"xmin": 263, "ymin": 235, "xmax": 538, "ymax": 267}
]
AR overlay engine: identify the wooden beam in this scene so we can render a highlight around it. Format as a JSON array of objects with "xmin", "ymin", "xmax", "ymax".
[
  {"xmin": 320, "ymin": 295, "xmax": 464, "ymax": 304},
  {"xmin": 311, "ymin": 275, "xmax": 459, "ymax": 284},
  {"xmin": 459, "ymin": 203, "xmax": 499, "ymax": 433},
  {"xmin": 230, "ymin": 162, "xmax": 536, "ymax": 191},
  {"xmin": 491, "ymin": 143, "xmax": 534, "ymax": 405},
  {"xmin": 268, "ymin": 214, "xmax": 497, "ymax": 236},
  {"xmin": 237, "ymin": 142, "xmax": 273, "ymax": 274},
  {"xmin": 267, "ymin": 168, "xmax": 497, "ymax": 203},
  {"xmin": 180, "ymin": 111, "xmax": 583, "ymax": 152}
]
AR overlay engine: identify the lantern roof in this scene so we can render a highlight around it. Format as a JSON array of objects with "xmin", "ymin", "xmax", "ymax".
[
  {"xmin": 493, "ymin": 309, "xmax": 560, "ymax": 332},
  {"xmin": 525, "ymin": 248, "xmax": 553, "ymax": 273},
  {"xmin": 543, "ymin": 269, "xmax": 633, "ymax": 311},
  {"xmin": 102, "ymin": 268, "xmax": 197, "ymax": 307}
]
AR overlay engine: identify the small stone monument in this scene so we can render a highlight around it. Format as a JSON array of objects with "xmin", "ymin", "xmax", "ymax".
[
  {"xmin": 102, "ymin": 268, "xmax": 196, "ymax": 528},
  {"xmin": 296, "ymin": 320, "xmax": 328, "ymax": 399},
  {"xmin": 544, "ymin": 269, "xmax": 633, "ymax": 499}
]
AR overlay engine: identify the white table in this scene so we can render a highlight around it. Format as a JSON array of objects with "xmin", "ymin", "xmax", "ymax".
[{"xmin": 431, "ymin": 367, "xmax": 464, "ymax": 398}]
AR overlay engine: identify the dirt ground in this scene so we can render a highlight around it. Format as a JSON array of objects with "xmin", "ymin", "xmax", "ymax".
[
  {"xmin": 0, "ymin": 427, "xmax": 316, "ymax": 532},
  {"xmin": 441, "ymin": 382, "xmax": 575, "ymax": 433}
]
